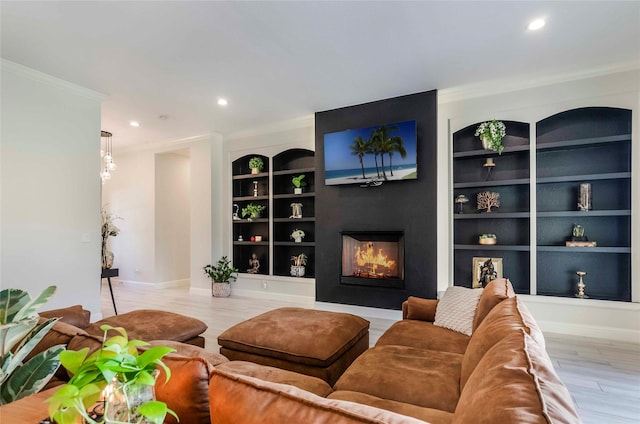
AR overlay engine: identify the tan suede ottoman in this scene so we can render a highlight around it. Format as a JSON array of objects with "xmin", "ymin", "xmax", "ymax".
[
  {"xmin": 85, "ymin": 309, "xmax": 208, "ymax": 347},
  {"xmin": 218, "ymin": 307, "xmax": 370, "ymax": 385}
]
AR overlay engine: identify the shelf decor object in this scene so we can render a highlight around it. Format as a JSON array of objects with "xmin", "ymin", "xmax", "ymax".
[
  {"xmin": 242, "ymin": 203, "xmax": 266, "ymax": 222},
  {"xmin": 472, "ymin": 257, "xmax": 503, "ymax": 288},
  {"xmin": 247, "ymin": 253, "xmax": 260, "ymax": 274},
  {"xmin": 577, "ymin": 183, "xmax": 591, "ymax": 211},
  {"xmin": 290, "ymin": 229, "xmax": 305, "ymax": 243},
  {"xmin": 479, "ymin": 234, "xmax": 497, "ymax": 245},
  {"xmin": 474, "ymin": 120, "xmax": 506, "ymax": 154},
  {"xmin": 477, "ymin": 191, "xmax": 500, "ymax": 212},
  {"xmin": 249, "ymin": 157, "xmax": 264, "ymax": 174},
  {"xmin": 253, "ymin": 181, "xmax": 259, "ymax": 197},
  {"xmin": 575, "ymin": 271, "xmax": 588, "ymax": 299},
  {"xmin": 455, "ymin": 194, "xmax": 469, "ymax": 214},
  {"xmin": 483, "ymin": 157, "xmax": 496, "ymax": 180},
  {"xmin": 290, "ymin": 203, "xmax": 303, "ymax": 219},
  {"xmin": 290, "ymin": 253, "xmax": 308, "ymax": 277},
  {"xmin": 233, "ymin": 204, "xmax": 241, "ymax": 220},
  {"xmin": 292, "ymin": 174, "xmax": 306, "ymax": 194}
]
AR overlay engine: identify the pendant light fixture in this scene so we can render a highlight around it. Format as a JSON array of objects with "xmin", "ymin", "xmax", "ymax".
[{"xmin": 100, "ymin": 131, "xmax": 116, "ymax": 183}]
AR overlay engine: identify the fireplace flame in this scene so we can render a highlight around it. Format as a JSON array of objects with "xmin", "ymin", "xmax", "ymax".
[{"xmin": 354, "ymin": 242, "xmax": 396, "ymax": 278}]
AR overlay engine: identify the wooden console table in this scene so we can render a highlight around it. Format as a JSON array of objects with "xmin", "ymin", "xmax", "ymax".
[{"xmin": 101, "ymin": 267, "xmax": 119, "ymax": 315}]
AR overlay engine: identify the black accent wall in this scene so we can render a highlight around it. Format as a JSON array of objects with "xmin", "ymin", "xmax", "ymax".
[{"xmin": 315, "ymin": 90, "xmax": 438, "ymax": 309}]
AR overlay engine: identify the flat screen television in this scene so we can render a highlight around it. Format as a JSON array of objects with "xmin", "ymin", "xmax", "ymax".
[{"xmin": 323, "ymin": 119, "xmax": 417, "ymax": 186}]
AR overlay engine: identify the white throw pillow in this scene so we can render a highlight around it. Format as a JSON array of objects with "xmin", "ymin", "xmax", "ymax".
[{"xmin": 433, "ymin": 286, "xmax": 484, "ymax": 336}]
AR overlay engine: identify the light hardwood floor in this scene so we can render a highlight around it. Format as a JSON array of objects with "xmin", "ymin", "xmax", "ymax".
[{"xmin": 101, "ymin": 282, "xmax": 640, "ymax": 423}]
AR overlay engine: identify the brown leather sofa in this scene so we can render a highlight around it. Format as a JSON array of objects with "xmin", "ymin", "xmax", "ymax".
[{"xmin": 206, "ymin": 279, "xmax": 582, "ymax": 423}]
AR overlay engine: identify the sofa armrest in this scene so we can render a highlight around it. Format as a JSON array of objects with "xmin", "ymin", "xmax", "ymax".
[{"xmin": 404, "ymin": 297, "xmax": 438, "ymax": 322}]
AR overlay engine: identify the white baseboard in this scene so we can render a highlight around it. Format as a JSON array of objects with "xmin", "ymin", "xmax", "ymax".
[
  {"xmin": 117, "ymin": 278, "xmax": 190, "ymax": 289},
  {"xmin": 538, "ymin": 320, "xmax": 640, "ymax": 344}
]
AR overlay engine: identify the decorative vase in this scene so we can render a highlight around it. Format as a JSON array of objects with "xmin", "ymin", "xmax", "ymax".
[
  {"xmin": 104, "ymin": 379, "xmax": 156, "ymax": 424},
  {"xmin": 294, "ymin": 237, "xmax": 302, "ymax": 243},
  {"xmin": 481, "ymin": 135, "xmax": 490, "ymax": 150},
  {"xmin": 102, "ymin": 249, "xmax": 114, "ymax": 269},
  {"xmin": 212, "ymin": 282, "xmax": 231, "ymax": 297},
  {"xmin": 290, "ymin": 266, "xmax": 305, "ymax": 277},
  {"xmin": 251, "ymin": 168, "xmax": 259, "ymax": 175}
]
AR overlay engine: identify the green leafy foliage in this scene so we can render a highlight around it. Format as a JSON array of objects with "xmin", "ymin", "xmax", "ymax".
[
  {"xmin": 291, "ymin": 174, "xmax": 306, "ymax": 188},
  {"xmin": 248, "ymin": 156, "xmax": 264, "ymax": 171},
  {"xmin": 0, "ymin": 286, "xmax": 62, "ymax": 405},
  {"xmin": 48, "ymin": 325, "xmax": 177, "ymax": 424},
  {"xmin": 241, "ymin": 203, "xmax": 266, "ymax": 221},
  {"xmin": 203, "ymin": 256, "xmax": 239, "ymax": 283}
]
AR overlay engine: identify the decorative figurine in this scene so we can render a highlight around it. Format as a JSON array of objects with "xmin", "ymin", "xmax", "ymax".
[
  {"xmin": 483, "ymin": 157, "xmax": 496, "ymax": 181},
  {"xmin": 290, "ymin": 203, "xmax": 303, "ymax": 219},
  {"xmin": 477, "ymin": 191, "xmax": 500, "ymax": 213},
  {"xmin": 247, "ymin": 253, "xmax": 260, "ymax": 274},
  {"xmin": 233, "ymin": 204, "xmax": 241, "ymax": 220},
  {"xmin": 238, "ymin": 235, "xmax": 243, "ymax": 241},
  {"xmin": 479, "ymin": 258, "xmax": 498, "ymax": 288},
  {"xmin": 566, "ymin": 223, "xmax": 596, "ymax": 247},
  {"xmin": 575, "ymin": 271, "xmax": 588, "ymax": 298},
  {"xmin": 578, "ymin": 183, "xmax": 591, "ymax": 211},
  {"xmin": 455, "ymin": 195, "xmax": 469, "ymax": 214}
]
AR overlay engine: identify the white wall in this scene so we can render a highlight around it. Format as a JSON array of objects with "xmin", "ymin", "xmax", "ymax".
[
  {"xmin": 103, "ymin": 135, "xmax": 223, "ymax": 289},
  {"xmin": 0, "ymin": 60, "xmax": 104, "ymax": 316},
  {"xmin": 437, "ymin": 67, "xmax": 640, "ymax": 342},
  {"xmin": 155, "ymin": 153, "xmax": 190, "ymax": 283}
]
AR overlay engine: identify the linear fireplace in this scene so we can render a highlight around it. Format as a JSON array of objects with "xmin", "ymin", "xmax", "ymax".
[{"xmin": 341, "ymin": 231, "xmax": 405, "ymax": 288}]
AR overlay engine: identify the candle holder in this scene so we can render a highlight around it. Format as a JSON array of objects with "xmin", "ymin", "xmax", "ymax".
[
  {"xmin": 253, "ymin": 181, "xmax": 259, "ymax": 197},
  {"xmin": 577, "ymin": 183, "xmax": 591, "ymax": 211},
  {"xmin": 575, "ymin": 271, "xmax": 588, "ymax": 299}
]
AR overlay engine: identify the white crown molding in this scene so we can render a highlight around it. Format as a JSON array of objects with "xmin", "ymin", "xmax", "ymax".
[
  {"xmin": 438, "ymin": 60, "xmax": 640, "ymax": 105},
  {"xmin": 227, "ymin": 114, "xmax": 315, "ymax": 140},
  {"xmin": 118, "ymin": 132, "xmax": 223, "ymax": 155},
  {"xmin": 1, "ymin": 58, "xmax": 106, "ymax": 101}
]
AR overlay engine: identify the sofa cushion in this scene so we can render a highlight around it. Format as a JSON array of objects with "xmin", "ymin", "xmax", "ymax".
[
  {"xmin": 329, "ymin": 391, "xmax": 454, "ymax": 424},
  {"xmin": 218, "ymin": 308, "xmax": 369, "ymax": 367},
  {"xmin": 461, "ymin": 297, "xmax": 545, "ymax": 390},
  {"xmin": 155, "ymin": 354, "xmax": 216, "ymax": 424},
  {"xmin": 472, "ymin": 278, "xmax": 515, "ymax": 331},
  {"xmin": 454, "ymin": 330, "xmax": 580, "ymax": 424},
  {"xmin": 209, "ymin": 369, "xmax": 429, "ymax": 424},
  {"xmin": 217, "ymin": 361, "xmax": 333, "ymax": 397},
  {"xmin": 39, "ymin": 305, "xmax": 91, "ymax": 329},
  {"xmin": 85, "ymin": 309, "xmax": 208, "ymax": 343},
  {"xmin": 434, "ymin": 287, "xmax": 483, "ymax": 336},
  {"xmin": 375, "ymin": 320, "xmax": 470, "ymax": 354},
  {"xmin": 334, "ymin": 345, "xmax": 463, "ymax": 412},
  {"xmin": 145, "ymin": 340, "xmax": 229, "ymax": 366}
]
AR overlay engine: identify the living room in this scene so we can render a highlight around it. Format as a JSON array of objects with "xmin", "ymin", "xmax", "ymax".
[{"xmin": 1, "ymin": 2, "xmax": 639, "ymax": 423}]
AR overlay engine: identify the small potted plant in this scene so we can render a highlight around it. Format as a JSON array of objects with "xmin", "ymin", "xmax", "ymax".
[
  {"xmin": 249, "ymin": 157, "xmax": 264, "ymax": 175},
  {"xmin": 290, "ymin": 253, "xmax": 308, "ymax": 277},
  {"xmin": 479, "ymin": 233, "xmax": 497, "ymax": 245},
  {"xmin": 242, "ymin": 203, "xmax": 266, "ymax": 222},
  {"xmin": 203, "ymin": 256, "xmax": 239, "ymax": 297},
  {"xmin": 48, "ymin": 325, "xmax": 177, "ymax": 424},
  {"xmin": 290, "ymin": 229, "xmax": 305, "ymax": 243},
  {"xmin": 292, "ymin": 174, "xmax": 306, "ymax": 194},
  {"xmin": 475, "ymin": 120, "xmax": 506, "ymax": 154}
]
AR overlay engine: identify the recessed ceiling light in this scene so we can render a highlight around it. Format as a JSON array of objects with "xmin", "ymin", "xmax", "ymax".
[
  {"xmin": 129, "ymin": 121, "xmax": 140, "ymax": 127},
  {"xmin": 528, "ymin": 18, "xmax": 546, "ymax": 31},
  {"xmin": 217, "ymin": 97, "xmax": 228, "ymax": 106}
]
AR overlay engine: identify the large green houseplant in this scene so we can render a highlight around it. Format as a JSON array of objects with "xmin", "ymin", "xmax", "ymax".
[
  {"xmin": 47, "ymin": 325, "xmax": 177, "ymax": 424},
  {"xmin": 204, "ymin": 256, "xmax": 239, "ymax": 297},
  {"xmin": 0, "ymin": 285, "xmax": 63, "ymax": 405}
]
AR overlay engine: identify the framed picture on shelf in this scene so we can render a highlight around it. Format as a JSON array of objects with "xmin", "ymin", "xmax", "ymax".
[{"xmin": 472, "ymin": 257, "xmax": 503, "ymax": 288}]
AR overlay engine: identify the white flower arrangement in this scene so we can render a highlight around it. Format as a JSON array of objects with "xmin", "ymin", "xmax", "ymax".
[
  {"xmin": 475, "ymin": 120, "xmax": 506, "ymax": 154},
  {"xmin": 290, "ymin": 229, "xmax": 305, "ymax": 241}
]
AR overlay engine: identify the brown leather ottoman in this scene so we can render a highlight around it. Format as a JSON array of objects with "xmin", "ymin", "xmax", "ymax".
[
  {"xmin": 85, "ymin": 309, "xmax": 208, "ymax": 347},
  {"xmin": 218, "ymin": 307, "xmax": 370, "ymax": 385}
]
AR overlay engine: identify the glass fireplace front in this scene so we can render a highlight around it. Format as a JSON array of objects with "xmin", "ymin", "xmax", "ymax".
[{"xmin": 341, "ymin": 231, "xmax": 404, "ymax": 288}]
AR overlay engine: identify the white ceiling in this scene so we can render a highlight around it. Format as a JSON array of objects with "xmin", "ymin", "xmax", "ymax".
[{"xmin": 2, "ymin": 1, "xmax": 639, "ymax": 149}]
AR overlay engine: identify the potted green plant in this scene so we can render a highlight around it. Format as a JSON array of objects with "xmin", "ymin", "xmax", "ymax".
[
  {"xmin": 0, "ymin": 286, "xmax": 63, "ymax": 405},
  {"xmin": 290, "ymin": 253, "xmax": 308, "ymax": 277},
  {"xmin": 290, "ymin": 229, "xmax": 305, "ymax": 243},
  {"xmin": 203, "ymin": 256, "xmax": 239, "ymax": 297},
  {"xmin": 475, "ymin": 120, "xmax": 506, "ymax": 154},
  {"xmin": 291, "ymin": 174, "xmax": 306, "ymax": 194},
  {"xmin": 248, "ymin": 157, "xmax": 264, "ymax": 175},
  {"xmin": 478, "ymin": 233, "xmax": 497, "ymax": 245},
  {"xmin": 242, "ymin": 203, "xmax": 266, "ymax": 222},
  {"xmin": 47, "ymin": 325, "xmax": 177, "ymax": 424}
]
